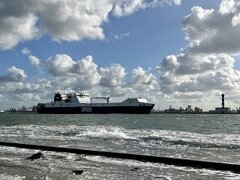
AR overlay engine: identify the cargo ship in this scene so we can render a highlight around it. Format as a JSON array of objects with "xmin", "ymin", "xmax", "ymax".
[{"xmin": 37, "ymin": 92, "xmax": 154, "ymax": 114}]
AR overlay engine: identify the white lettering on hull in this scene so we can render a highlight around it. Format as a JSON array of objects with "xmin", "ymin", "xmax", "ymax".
[{"xmin": 81, "ymin": 107, "xmax": 92, "ymax": 113}]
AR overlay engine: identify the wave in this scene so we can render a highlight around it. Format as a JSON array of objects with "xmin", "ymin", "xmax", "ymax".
[
  {"xmin": 0, "ymin": 125, "xmax": 240, "ymax": 150},
  {"xmin": 137, "ymin": 129, "xmax": 240, "ymax": 150},
  {"xmin": 139, "ymin": 136, "xmax": 240, "ymax": 150},
  {"xmin": 0, "ymin": 174, "xmax": 25, "ymax": 180},
  {"xmin": 0, "ymin": 125, "xmax": 135, "ymax": 141},
  {"xmin": 80, "ymin": 126, "xmax": 135, "ymax": 140}
]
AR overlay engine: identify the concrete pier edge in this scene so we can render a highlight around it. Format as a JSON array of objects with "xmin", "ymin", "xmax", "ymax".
[{"xmin": 0, "ymin": 141, "xmax": 239, "ymax": 173}]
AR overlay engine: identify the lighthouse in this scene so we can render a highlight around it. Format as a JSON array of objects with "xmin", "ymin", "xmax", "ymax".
[
  {"xmin": 221, "ymin": 94, "xmax": 225, "ymax": 113},
  {"xmin": 210, "ymin": 93, "xmax": 231, "ymax": 113}
]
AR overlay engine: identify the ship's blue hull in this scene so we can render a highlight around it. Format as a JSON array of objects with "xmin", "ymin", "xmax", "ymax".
[{"xmin": 37, "ymin": 105, "xmax": 154, "ymax": 114}]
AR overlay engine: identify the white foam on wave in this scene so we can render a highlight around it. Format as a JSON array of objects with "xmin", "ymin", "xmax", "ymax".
[
  {"xmin": 0, "ymin": 125, "xmax": 240, "ymax": 150},
  {"xmin": 85, "ymin": 155, "xmax": 158, "ymax": 168},
  {"xmin": 170, "ymin": 165, "xmax": 240, "ymax": 178},
  {"xmin": 80, "ymin": 126, "xmax": 136, "ymax": 140},
  {"xmin": 131, "ymin": 129, "xmax": 240, "ymax": 149},
  {"xmin": 0, "ymin": 125, "xmax": 136, "ymax": 141},
  {"xmin": 0, "ymin": 174, "xmax": 25, "ymax": 180},
  {"xmin": 0, "ymin": 146, "xmax": 37, "ymax": 155}
]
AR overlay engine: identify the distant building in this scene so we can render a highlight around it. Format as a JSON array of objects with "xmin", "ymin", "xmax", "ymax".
[
  {"xmin": 194, "ymin": 107, "xmax": 203, "ymax": 113},
  {"xmin": 186, "ymin": 105, "xmax": 193, "ymax": 112},
  {"xmin": 164, "ymin": 105, "xmax": 203, "ymax": 114},
  {"xmin": 214, "ymin": 107, "xmax": 231, "ymax": 113},
  {"xmin": 164, "ymin": 106, "xmax": 181, "ymax": 113}
]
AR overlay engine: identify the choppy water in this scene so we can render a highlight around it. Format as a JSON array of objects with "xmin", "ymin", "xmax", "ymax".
[{"xmin": 0, "ymin": 113, "xmax": 240, "ymax": 179}]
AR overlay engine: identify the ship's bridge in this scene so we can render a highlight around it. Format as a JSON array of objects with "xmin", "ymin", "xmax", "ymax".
[{"xmin": 74, "ymin": 92, "xmax": 91, "ymax": 103}]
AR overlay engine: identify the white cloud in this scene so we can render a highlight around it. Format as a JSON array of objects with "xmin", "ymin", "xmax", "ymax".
[
  {"xmin": 113, "ymin": 32, "xmax": 131, "ymax": 40},
  {"xmin": 182, "ymin": 5, "xmax": 240, "ymax": 55},
  {"xmin": 109, "ymin": 85, "xmax": 129, "ymax": 97},
  {"xmin": 161, "ymin": 54, "xmax": 235, "ymax": 76},
  {"xmin": 0, "ymin": 14, "xmax": 38, "ymax": 50},
  {"xmin": 219, "ymin": 0, "xmax": 237, "ymax": 15},
  {"xmin": 14, "ymin": 93, "xmax": 41, "ymax": 102},
  {"xmin": 0, "ymin": 66, "xmax": 27, "ymax": 82},
  {"xmin": 29, "ymin": 55, "xmax": 41, "ymax": 66},
  {"xmin": 232, "ymin": 13, "xmax": 240, "ymax": 26},
  {"xmin": 113, "ymin": 0, "xmax": 144, "ymax": 17},
  {"xmin": 28, "ymin": 53, "xmax": 100, "ymax": 90},
  {"xmin": 45, "ymin": 54, "xmax": 75, "ymax": 76},
  {"xmin": 22, "ymin": 48, "xmax": 41, "ymax": 65},
  {"xmin": 113, "ymin": 0, "xmax": 181, "ymax": 17},
  {"xmin": 0, "ymin": 75, "xmax": 54, "ymax": 109},
  {"xmin": 159, "ymin": 0, "xmax": 240, "ymax": 107},
  {"xmin": 132, "ymin": 67, "xmax": 159, "ymax": 92},
  {"xmin": 24, "ymin": 52, "xmax": 158, "ymax": 98},
  {"xmin": 99, "ymin": 64, "xmax": 128, "ymax": 96},
  {"xmin": 7, "ymin": 66, "xmax": 27, "ymax": 82},
  {"xmin": 0, "ymin": 0, "xmax": 181, "ymax": 50},
  {"xmin": 99, "ymin": 64, "xmax": 126, "ymax": 88},
  {"xmin": 22, "ymin": 47, "xmax": 31, "ymax": 55},
  {"xmin": 172, "ymin": 0, "xmax": 181, "ymax": 6},
  {"xmin": 38, "ymin": 0, "xmax": 112, "ymax": 42},
  {"xmin": 0, "ymin": 0, "xmax": 112, "ymax": 49}
]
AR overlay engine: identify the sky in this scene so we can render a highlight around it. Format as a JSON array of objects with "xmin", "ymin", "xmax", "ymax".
[{"xmin": 1, "ymin": 0, "xmax": 240, "ymax": 111}]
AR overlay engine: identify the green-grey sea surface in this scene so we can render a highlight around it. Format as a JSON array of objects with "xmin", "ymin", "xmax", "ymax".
[{"xmin": 0, "ymin": 113, "xmax": 239, "ymax": 179}]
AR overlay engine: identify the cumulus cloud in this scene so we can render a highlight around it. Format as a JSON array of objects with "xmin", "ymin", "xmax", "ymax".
[
  {"xmin": 232, "ymin": 12, "xmax": 240, "ymax": 26},
  {"xmin": 27, "ymin": 53, "xmax": 100, "ymax": 90},
  {"xmin": 0, "ymin": 0, "xmax": 181, "ymax": 50},
  {"xmin": 0, "ymin": 66, "xmax": 27, "ymax": 82},
  {"xmin": 159, "ymin": 0, "xmax": 240, "ymax": 104},
  {"xmin": 99, "ymin": 64, "xmax": 126, "ymax": 88},
  {"xmin": 113, "ymin": 0, "xmax": 181, "ymax": 17},
  {"xmin": 29, "ymin": 55, "xmax": 41, "ymax": 66},
  {"xmin": 182, "ymin": 4, "xmax": 240, "ymax": 55},
  {"xmin": 99, "ymin": 64, "xmax": 128, "ymax": 96},
  {"xmin": 0, "ymin": 60, "xmax": 51, "ymax": 97},
  {"xmin": 45, "ymin": 54, "xmax": 75, "ymax": 76},
  {"xmin": 0, "ymin": 0, "xmax": 110, "ymax": 49},
  {"xmin": 14, "ymin": 93, "xmax": 41, "ymax": 102},
  {"xmin": 132, "ymin": 67, "xmax": 159, "ymax": 92},
  {"xmin": 22, "ymin": 48, "xmax": 41, "ymax": 65},
  {"xmin": 218, "ymin": 0, "xmax": 238, "ymax": 15},
  {"xmin": 0, "ymin": 69, "xmax": 54, "ymax": 109},
  {"xmin": 25, "ymin": 51, "xmax": 159, "ymax": 98},
  {"xmin": 161, "ymin": 54, "xmax": 235, "ymax": 76},
  {"xmin": 26, "ymin": 52, "xmax": 129, "ymax": 95},
  {"xmin": 113, "ymin": 0, "xmax": 144, "ymax": 17},
  {"xmin": 38, "ymin": 0, "xmax": 112, "ymax": 42},
  {"xmin": 22, "ymin": 47, "xmax": 31, "ymax": 55},
  {"xmin": 0, "ymin": 14, "xmax": 38, "ymax": 50},
  {"xmin": 0, "ymin": 78, "xmax": 53, "ymax": 96}
]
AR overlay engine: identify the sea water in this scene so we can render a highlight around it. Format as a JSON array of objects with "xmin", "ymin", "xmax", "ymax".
[{"xmin": 0, "ymin": 113, "xmax": 239, "ymax": 179}]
